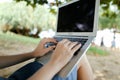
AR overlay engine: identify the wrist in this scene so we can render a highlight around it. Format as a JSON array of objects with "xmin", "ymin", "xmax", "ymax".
[
  {"xmin": 29, "ymin": 51, "xmax": 36, "ymax": 58},
  {"xmin": 46, "ymin": 62, "xmax": 60, "ymax": 75},
  {"xmin": 48, "ymin": 60, "xmax": 63, "ymax": 73},
  {"xmin": 30, "ymin": 50, "xmax": 42, "ymax": 58}
]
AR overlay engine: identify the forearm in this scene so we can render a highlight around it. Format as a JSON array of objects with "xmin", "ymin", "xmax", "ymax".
[
  {"xmin": 28, "ymin": 61, "xmax": 61, "ymax": 80},
  {"xmin": 0, "ymin": 52, "xmax": 34, "ymax": 69},
  {"xmin": 0, "ymin": 38, "xmax": 57, "ymax": 69},
  {"xmin": 28, "ymin": 39, "xmax": 81, "ymax": 80}
]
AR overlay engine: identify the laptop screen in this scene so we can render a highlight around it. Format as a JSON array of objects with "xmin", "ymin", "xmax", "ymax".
[{"xmin": 57, "ymin": 0, "xmax": 96, "ymax": 32}]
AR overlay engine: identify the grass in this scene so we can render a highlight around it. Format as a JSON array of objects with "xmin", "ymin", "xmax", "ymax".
[
  {"xmin": 0, "ymin": 31, "xmax": 40, "ymax": 45},
  {"xmin": 87, "ymin": 45, "xmax": 109, "ymax": 56},
  {"xmin": 0, "ymin": 31, "xmax": 109, "ymax": 56}
]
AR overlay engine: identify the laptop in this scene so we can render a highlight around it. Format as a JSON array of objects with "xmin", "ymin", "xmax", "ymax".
[{"xmin": 36, "ymin": 0, "xmax": 100, "ymax": 78}]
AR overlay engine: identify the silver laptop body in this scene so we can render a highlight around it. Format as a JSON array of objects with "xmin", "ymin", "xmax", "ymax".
[{"xmin": 36, "ymin": 0, "xmax": 100, "ymax": 78}]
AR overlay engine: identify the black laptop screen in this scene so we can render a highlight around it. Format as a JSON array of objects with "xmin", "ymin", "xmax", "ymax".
[{"xmin": 57, "ymin": 0, "xmax": 96, "ymax": 32}]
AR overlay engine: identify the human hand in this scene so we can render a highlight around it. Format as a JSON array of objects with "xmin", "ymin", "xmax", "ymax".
[
  {"xmin": 28, "ymin": 39, "xmax": 81, "ymax": 80},
  {"xmin": 32, "ymin": 38, "xmax": 57, "ymax": 58},
  {"xmin": 49, "ymin": 39, "xmax": 81, "ymax": 71}
]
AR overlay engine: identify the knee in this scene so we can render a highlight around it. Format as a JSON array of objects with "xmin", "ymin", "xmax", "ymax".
[{"xmin": 77, "ymin": 54, "xmax": 88, "ymax": 69}]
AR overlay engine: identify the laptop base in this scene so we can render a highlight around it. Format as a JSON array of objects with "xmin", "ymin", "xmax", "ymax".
[{"xmin": 36, "ymin": 36, "xmax": 93, "ymax": 78}]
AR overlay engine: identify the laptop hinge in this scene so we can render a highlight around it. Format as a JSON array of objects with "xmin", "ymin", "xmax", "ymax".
[{"xmin": 55, "ymin": 35, "xmax": 89, "ymax": 38}]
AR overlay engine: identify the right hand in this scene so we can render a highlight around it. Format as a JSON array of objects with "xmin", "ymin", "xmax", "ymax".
[{"xmin": 49, "ymin": 39, "xmax": 81, "ymax": 71}]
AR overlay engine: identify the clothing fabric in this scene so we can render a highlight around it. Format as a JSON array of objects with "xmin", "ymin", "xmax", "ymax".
[{"xmin": 0, "ymin": 61, "xmax": 77, "ymax": 80}]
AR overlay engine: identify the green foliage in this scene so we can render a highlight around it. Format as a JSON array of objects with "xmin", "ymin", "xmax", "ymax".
[
  {"xmin": 99, "ymin": 0, "xmax": 120, "ymax": 30},
  {"xmin": 14, "ymin": 0, "xmax": 120, "ymax": 30},
  {"xmin": 15, "ymin": 0, "xmax": 48, "ymax": 8},
  {"xmin": 14, "ymin": 0, "xmax": 120, "ymax": 11},
  {"xmin": 14, "ymin": 0, "xmax": 119, "ymax": 10},
  {"xmin": 99, "ymin": 6, "xmax": 120, "ymax": 29},
  {"xmin": 100, "ymin": 0, "xmax": 120, "ymax": 19},
  {"xmin": 101, "ymin": 0, "xmax": 120, "ymax": 10},
  {"xmin": 14, "ymin": 0, "xmax": 72, "ymax": 14},
  {"xmin": 116, "ymin": 15, "xmax": 120, "ymax": 29},
  {"xmin": 0, "ymin": 1, "xmax": 56, "ymax": 32},
  {"xmin": 0, "ymin": 0, "xmax": 120, "ymax": 33},
  {"xmin": 0, "ymin": 1, "xmax": 31, "ymax": 31}
]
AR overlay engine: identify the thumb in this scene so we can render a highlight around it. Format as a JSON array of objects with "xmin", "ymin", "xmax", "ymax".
[{"xmin": 45, "ymin": 46, "xmax": 56, "ymax": 52}]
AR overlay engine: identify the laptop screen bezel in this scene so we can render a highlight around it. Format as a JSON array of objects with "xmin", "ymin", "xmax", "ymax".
[{"xmin": 55, "ymin": 0, "xmax": 100, "ymax": 37}]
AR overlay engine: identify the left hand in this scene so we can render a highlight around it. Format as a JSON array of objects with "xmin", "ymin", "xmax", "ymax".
[{"xmin": 32, "ymin": 38, "xmax": 57, "ymax": 58}]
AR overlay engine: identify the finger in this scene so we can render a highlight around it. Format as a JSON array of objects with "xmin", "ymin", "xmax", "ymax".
[
  {"xmin": 60, "ymin": 39, "xmax": 69, "ymax": 43},
  {"xmin": 43, "ymin": 38, "xmax": 57, "ymax": 45},
  {"xmin": 71, "ymin": 44, "xmax": 81, "ymax": 53},
  {"xmin": 69, "ymin": 42, "xmax": 78, "ymax": 49},
  {"xmin": 46, "ymin": 38, "xmax": 57, "ymax": 43},
  {"xmin": 46, "ymin": 45, "xmax": 56, "ymax": 51},
  {"xmin": 64, "ymin": 40, "xmax": 72, "ymax": 46}
]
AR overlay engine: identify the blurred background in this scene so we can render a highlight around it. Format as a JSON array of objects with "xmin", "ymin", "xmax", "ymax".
[{"xmin": 0, "ymin": 0, "xmax": 120, "ymax": 80}]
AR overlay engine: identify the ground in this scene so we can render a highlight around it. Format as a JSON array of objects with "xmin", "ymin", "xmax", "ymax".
[
  {"xmin": 0, "ymin": 38, "xmax": 120, "ymax": 80},
  {"xmin": 88, "ymin": 49, "xmax": 120, "ymax": 80}
]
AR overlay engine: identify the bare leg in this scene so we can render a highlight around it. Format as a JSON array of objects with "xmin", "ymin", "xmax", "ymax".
[{"xmin": 77, "ymin": 54, "xmax": 94, "ymax": 80}]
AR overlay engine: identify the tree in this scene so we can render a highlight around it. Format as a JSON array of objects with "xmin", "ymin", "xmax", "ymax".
[
  {"xmin": 0, "ymin": 1, "xmax": 56, "ymax": 36},
  {"xmin": 14, "ymin": 0, "xmax": 120, "ymax": 18},
  {"xmin": 14, "ymin": 0, "xmax": 120, "ymax": 9},
  {"xmin": 13, "ymin": 0, "xmax": 120, "ymax": 30},
  {"xmin": 101, "ymin": 0, "xmax": 120, "ymax": 10},
  {"xmin": 99, "ymin": 0, "xmax": 120, "ymax": 29}
]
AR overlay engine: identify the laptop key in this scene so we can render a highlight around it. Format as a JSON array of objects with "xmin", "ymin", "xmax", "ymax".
[{"xmin": 54, "ymin": 37, "xmax": 88, "ymax": 55}]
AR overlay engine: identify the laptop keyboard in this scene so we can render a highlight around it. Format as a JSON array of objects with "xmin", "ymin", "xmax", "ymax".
[{"xmin": 54, "ymin": 37, "xmax": 88, "ymax": 55}]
